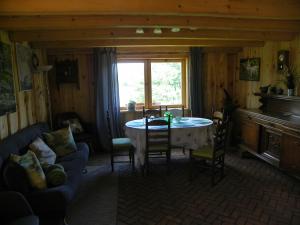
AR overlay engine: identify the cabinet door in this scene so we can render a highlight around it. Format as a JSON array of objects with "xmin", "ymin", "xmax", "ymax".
[
  {"xmin": 280, "ymin": 135, "xmax": 300, "ymax": 172},
  {"xmin": 240, "ymin": 119, "xmax": 260, "ymax": 152}
]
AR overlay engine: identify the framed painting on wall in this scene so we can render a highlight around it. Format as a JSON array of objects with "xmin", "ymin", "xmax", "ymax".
[
  {"xmin": 239, "ymin": 58, "xmax": 261, "ymax": 81},
  {"xmin": 0, "ymin": 41, "xmax": 16, "ymax": 116},
  {"xmin": 16, "ymin": 43, "xmax": 33, "ymax": 91}
]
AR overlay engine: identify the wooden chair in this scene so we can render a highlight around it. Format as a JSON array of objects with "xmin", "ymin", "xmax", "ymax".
[
  {"xmin": 107, "ymin": 111, "xmax": 134, "ymax": 172},
  {"xmin": 165, "ymin": 105, "xmax": 185, "ymax": 117},
  {"xmin": 166, "ymin": 106, "xmax": 185, "ymax": 154},
  {"xmin": 142, "ymin": 106, "xmax": 162, "ymax": 118},
  {"xmin": 189, "ymin": 118, "xmax": 229, "ymax": 186},
  {"xmin": 144, "ymin": 116, "xmax": 171, "ymax": 175}
]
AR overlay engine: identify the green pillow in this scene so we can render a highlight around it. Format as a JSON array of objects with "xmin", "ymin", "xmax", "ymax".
[
  {"xmin": 29, "ymin": 137, "xmax": 57, "ymax": 166},
  {"xmin": 43, "ymin": 164, "xmax": 67, "ymax": 187},
  {"xmin": 44, "ymin": 126, "xmax": 77, "ymax": 157},
  {"xmin": 10, "ymin": 151, "xmax": 47, "ymax": 190}
]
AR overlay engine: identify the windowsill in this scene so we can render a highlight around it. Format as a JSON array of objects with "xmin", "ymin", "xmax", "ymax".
[{"xmin": 120, "ymin": 108, "xmax": 190, "ymax": 113}]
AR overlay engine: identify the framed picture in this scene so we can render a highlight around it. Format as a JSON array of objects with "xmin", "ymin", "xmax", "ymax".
[
  {"xmin": 55, "ymin": 59, "xmax": 79, "ymax": 89},
  {"xmin": 239, "ymin": 58, "xmax": 261, "ymax": 81},
  {"xmin": 16, "ymin": 43, "xmax": 33, "ymax": 91},
  {"xmin": 0, "ymin": 42, "xmax": 16, "ymax": 116}
]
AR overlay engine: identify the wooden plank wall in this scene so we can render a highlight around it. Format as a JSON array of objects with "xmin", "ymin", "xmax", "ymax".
[
  {"xmin": 235, "ymin": 34, "xmax": 300, "ymax": 109},
  {"xmin": 0, "ymin": 31, "xmax": 49, "ymax": 141},
  {"xmin": 47, "ymin": 50, "xmax": 96, "ymax": 124},
  {"xmin": 202, "ymin": 52, "xmax": 237, "ymax": 117}
]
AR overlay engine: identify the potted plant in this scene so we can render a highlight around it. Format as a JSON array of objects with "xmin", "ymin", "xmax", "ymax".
[{"xmin": 281, "ymin": 65, "xmax": 300, "ymax": 96}]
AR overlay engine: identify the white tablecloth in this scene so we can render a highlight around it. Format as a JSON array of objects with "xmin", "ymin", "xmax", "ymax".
[{"xmin": 125, "ymin": 117, "xmax": 214, "ymax": 168}]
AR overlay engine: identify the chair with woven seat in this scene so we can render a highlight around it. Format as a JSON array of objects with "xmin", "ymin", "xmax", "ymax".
[
  {"xmin": 144, "ymin": 116, "xmax": 171, "ymax": 175},
  {"xmin": 142, "ymin": 106, "xmax": 162, "ymax": 118},
  {"xmin": 189, "ymin": 118, "xmax": 229, "ymax": 186},
  {"xmin": 107, "ymin": 111, "xmax": 134, "ymax": 172}
]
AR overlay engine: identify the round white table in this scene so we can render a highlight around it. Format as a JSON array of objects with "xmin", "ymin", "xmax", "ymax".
[{"xmin": 125, "ymin": 117, "xmax": 214, "ymax": 168}]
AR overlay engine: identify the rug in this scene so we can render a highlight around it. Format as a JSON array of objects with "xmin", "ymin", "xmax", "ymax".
[{"xmin": 117, "ymin": 153, "xmax": 300, "ymax": 225}]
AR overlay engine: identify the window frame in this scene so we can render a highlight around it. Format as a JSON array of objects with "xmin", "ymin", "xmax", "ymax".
[{"xmin": 117, "ymin": 57, "xmax": 188, "ymax": 110}]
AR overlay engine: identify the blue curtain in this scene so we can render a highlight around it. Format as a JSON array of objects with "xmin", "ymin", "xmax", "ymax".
[
  {"xmin": 189, "ymin": 47, "xmax": 204, "ymax": 117},
  {"xmin": 94, "ymin": 48, "xmax": 122, "ymax": 151}
]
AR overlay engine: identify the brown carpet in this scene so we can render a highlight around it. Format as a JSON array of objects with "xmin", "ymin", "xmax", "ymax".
[
  {"xmin": 66, "ymin": 156, "xmax": 118, "ymax": 225},
  {"xmin": 117, "ymin": 153, "xmax": 300, "ymax": 225}
]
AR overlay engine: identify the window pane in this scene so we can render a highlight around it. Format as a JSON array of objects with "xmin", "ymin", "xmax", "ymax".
[
  {"xmin": 117, "ymin": 62, "xmax": 145, "ymax": 108},
  {"xmin": 151, "ymin": 62, "xmax": 182, "ymax": 106}
]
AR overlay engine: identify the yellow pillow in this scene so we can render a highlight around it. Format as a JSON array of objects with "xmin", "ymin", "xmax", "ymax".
[{"xmin": 10, "ymin": 151, "xmax": 47, "ymax": 190}]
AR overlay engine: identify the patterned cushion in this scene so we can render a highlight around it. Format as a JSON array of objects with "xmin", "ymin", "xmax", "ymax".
[
  {"xmin": 112, "ymin": 138, "xmax": 132, "ymax": 150},
  {"xmin": 62, "ymin": 118, "xmax": 84, "ymax": 134},
  {"xmin": 192, "ymin": 146, "xmax": 224, "ymax": 159},
  {"xmin": 29, "ymin": 137, "xmax": 56, "ymax": 166},
  {"xmin": 44, "ymin": 126, "xmax": 77, "ymax": 157},
  {"xmin": 43, "ymin": 164, "xmax": 67, "ymax": 187},
  {"xmin": 10, "ymin": 151, "xmax": 47, "ymax": 190}
]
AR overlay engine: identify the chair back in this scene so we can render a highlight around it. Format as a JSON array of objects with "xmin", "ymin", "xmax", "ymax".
[
  {"xmin": 213, "ymin": 118, "xmax": 229, "ymax": 155},
  {"xmin": 165, "ymin": 106, "xmax": 184, "ymax": 117},
  {"xmin": 54, "ymin": 112, "xmax": 83, "ymax": 129},
  {"xmin": 145, "ymin": 117, "xmax": 171, "ymax": 153},
  {"xmin": 143, "ymin": 106, "xmax": 162, "ymax": 118}
]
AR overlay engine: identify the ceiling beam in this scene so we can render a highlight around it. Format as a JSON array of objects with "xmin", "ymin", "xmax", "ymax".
[
  {"xmin": 10, "ymin": 28, "xmax": 296, "ymax": 42},
  {"xmin": 31, "ymin": 39, "xmax": 265, "ymax": 48},
  {"xmin": 1, "ymin": 15, "xmax": 300, "ymax": 32},
  {"xmin": 0, "ymin": 0, "xmax": 300, "ymax": 19}
]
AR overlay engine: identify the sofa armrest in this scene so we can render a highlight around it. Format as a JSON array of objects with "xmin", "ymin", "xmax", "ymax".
[
  {"xmin": 27, "ymin": 184, "xmax": 73, "ymax": 215},
  {"xmin": 0, "ymin": 191, "xmax": 33, "ymax": 222}
]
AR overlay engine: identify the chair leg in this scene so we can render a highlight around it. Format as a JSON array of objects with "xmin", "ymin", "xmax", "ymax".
[
  {"xmin": 211, "ymin": 159, "xmax": 216, "ymax": 186},
  {"xmin": 167, "ymin": 151, "xmax": 171, "ymax": 174},
  {"xmin": 189, "ymin": 149, "xmax": 194, "ymax": 181},
  {"xmin": 111, "ymin": 153, "xmax": 114, "ymax": 172},
  {"xmin": 221, "ymin": 155, "xmax": 225, "ymax": 178},
  {"xmin": 131, "ymin": 148, "xmax": 135, "ymax": 172}
]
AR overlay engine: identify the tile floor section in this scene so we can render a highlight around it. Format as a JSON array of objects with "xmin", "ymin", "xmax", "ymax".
[{"xmin": 116, "ymin": 153, "xmax": 300, "ymax": 225}]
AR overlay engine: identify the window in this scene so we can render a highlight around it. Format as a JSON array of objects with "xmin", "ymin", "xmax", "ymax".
[
  {"xmin": 117, "ymin": 58, "xmax": 187, "ymax": 110},
  {"xmin": 117, "ymin": 62, "xmax": 145, "ymax": 108}
]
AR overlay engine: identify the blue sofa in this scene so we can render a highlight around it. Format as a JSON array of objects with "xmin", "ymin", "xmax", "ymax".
[{"xmin": 0, "ymin": 123, "xmax": 89, "ymax": 224}]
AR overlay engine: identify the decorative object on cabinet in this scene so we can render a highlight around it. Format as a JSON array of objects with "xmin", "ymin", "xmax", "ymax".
[
  {"xmin": 259, "ymin": 84, "xmax": 270, "ymax": 94},
  {"xmin": 16, "ymin": 43, "xmax": 33, "ymax": 91},
  {"xmin": 0, "ymin": 41, "xmax": 16, "ymax": 116},
  {"xmin": 270, "ymin": 86, "xmax": 277, "ymax": 94},
  {"xmin": 55, "ymin": 59, "xmax": 79, "ymax": 89},
  {"xmin": 280, "ymin": 65, "xmax": 300, "ymax": 96},
  {"xmin": 277, "ymin": 50, "xmax": 289, "ymax": 71},
  {"xmin": 239, "ymin": 58, "xmax": 260, "ymax": 81}
]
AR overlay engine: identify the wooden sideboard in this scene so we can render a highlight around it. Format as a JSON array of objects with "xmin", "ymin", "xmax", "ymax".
[{"xmin": 235, "ymin": 95, "xmax": 300, "ymax": 176}]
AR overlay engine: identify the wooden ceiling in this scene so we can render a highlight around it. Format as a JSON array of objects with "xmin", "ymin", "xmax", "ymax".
[{"xmin": 1, "ymin": 0, "xmax": 300, "ymax": 48}]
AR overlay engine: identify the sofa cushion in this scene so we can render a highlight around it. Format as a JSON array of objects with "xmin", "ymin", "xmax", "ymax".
[
  {"xmin": 10, "ymin": 151, "xmax": 47, "ymax": 190},
  {"xmin": 29, "ymin": 137, "xmax": 56, "ymax": 165},
  {"xmin": 56, "ymin": 142, "xmax": 89, "ymax": 172},
  {"xmin": 2, "ymin": 161, "xmax": 31, "ymax": 194},
  {"xmin": 44, "ymin": 126, "xmax": 77, "ymax": 157},
  {"xmin": 43, "ymin": 164, "xmax": 67, "ymax": 187}
]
